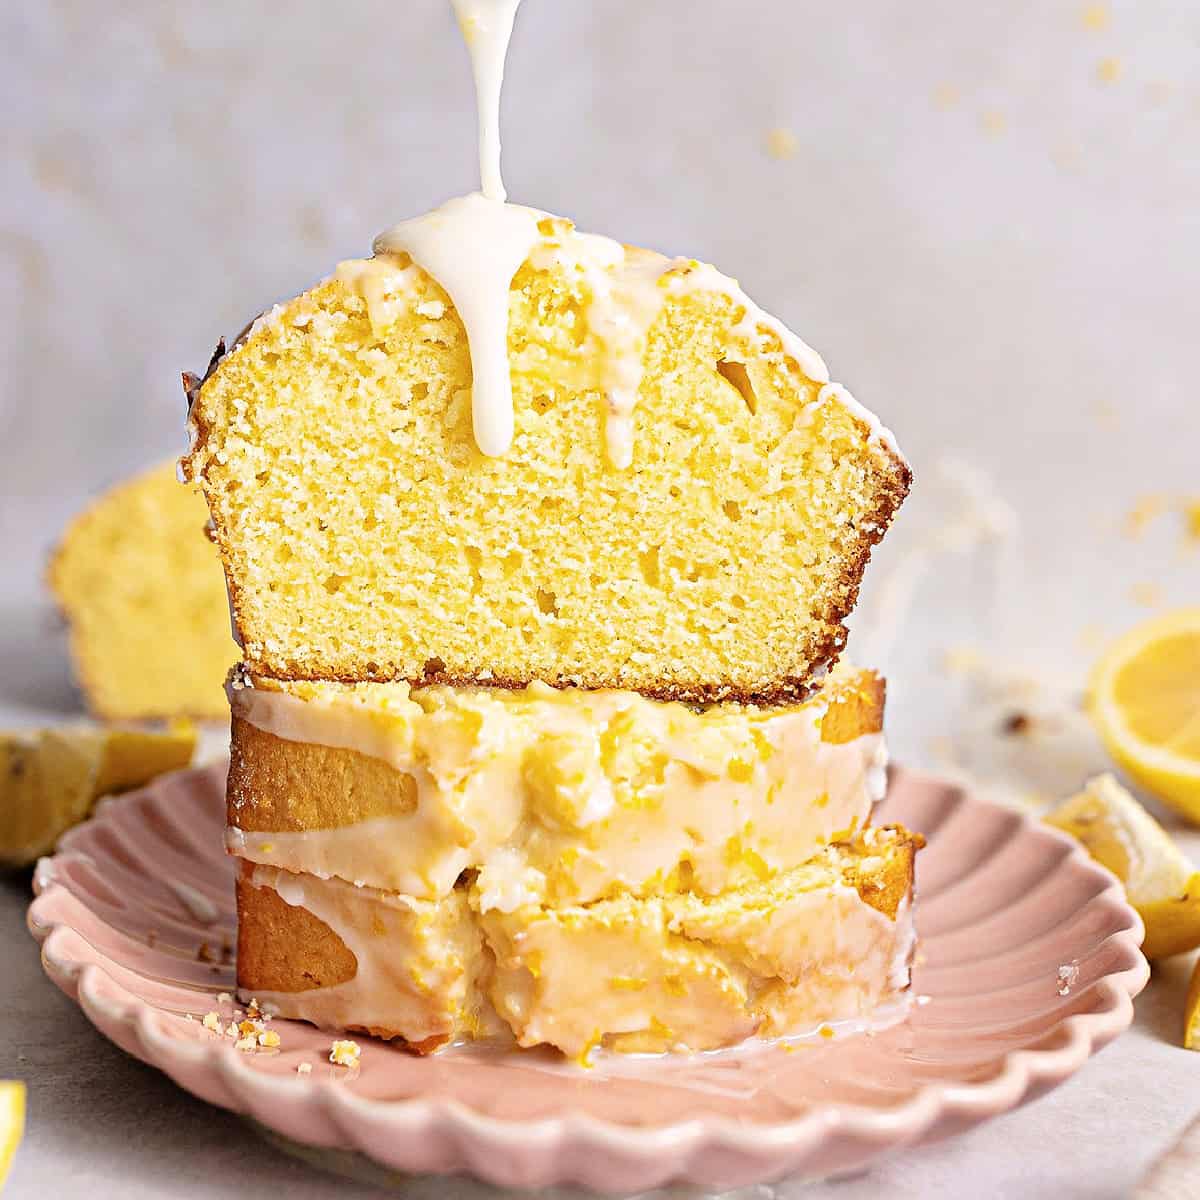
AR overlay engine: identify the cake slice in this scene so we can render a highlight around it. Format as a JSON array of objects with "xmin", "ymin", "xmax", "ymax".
[
  {"xmin": 226, "ymin": 665, "xmax": 888, "ymax": 905},
  {"xmin": 49, "ymin": 462, "xmax": 239, "ymax": 720},
  {"xmin": 184, "ymin": 215, "xmax": 909, "ymax": 702},
  {"xmin": 237, "ymin": 825, "xmax": 919, "ymax": 1058}
]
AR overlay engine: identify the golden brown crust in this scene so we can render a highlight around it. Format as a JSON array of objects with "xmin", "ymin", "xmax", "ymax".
[
  {"xmin": 236, "ymin": 867, "xmax": 357, "ymax": 993},
  {"xmin": 819, "ymin": 671, "xmax": 886, "ymax": 744},
  {"xmin": 841, "ymin": 825, "xmax": 924, "ymax": 920},
  {"xmin": 228, "ymin": 719, "xmax": 418, "ymax": 833},
  {"xmin": 235, "ymin": 866, "xmax": 448, "ymax": 1053}
]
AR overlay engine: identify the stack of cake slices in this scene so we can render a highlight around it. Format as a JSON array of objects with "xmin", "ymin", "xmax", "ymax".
[{"xmin": 184, "ymin": 215, "xmax": 918, "ymax": 1060}]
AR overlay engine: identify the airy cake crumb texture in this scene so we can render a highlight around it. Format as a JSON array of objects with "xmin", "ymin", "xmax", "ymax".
[{"xmin": 187, "ymin": 255, "xmax": 909, "ymax": 703}]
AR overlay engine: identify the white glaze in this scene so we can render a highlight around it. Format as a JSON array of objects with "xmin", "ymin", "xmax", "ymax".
[
  {"xmin": 528, "ymin": 232, "xmax": 675, "ymax": 468},
  {"xmin": 228, "ymin": 674, "xmax": 886, "ymax": 909},
  {"xmin": 245, "ymin": 866, "xmax": 499, "ymax": 1045},
  {"xmin": 450, "ymin": 0, "xmax": 522, "ymax": 202},
  {"xmin": 242, "ymin": 857, "xmax": 915, "ymax": 1059},
  {"xmin": 374, "ymin": 194, "xmax": 543, "ymax": 457}
]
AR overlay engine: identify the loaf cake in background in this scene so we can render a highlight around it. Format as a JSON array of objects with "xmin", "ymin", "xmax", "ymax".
[
  {"xmin": 237, "ymin": 825, "xmax": 920, "ymax": 1058},
  {"xmin": 183, "ymin": 216, "xmax": 910, "ymax": 702},
  {"xmin": 49, "ymin": 462, "xmax": 238, "ymax": 720}
]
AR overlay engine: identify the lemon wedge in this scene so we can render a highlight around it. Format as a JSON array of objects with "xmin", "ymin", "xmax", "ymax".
[
  {"xmin": 0, "ymin": 724, "xmax": 195, "ymax": 867},
  {"xmin": 1185, "ymin": 956, "xmax": 1200, "ymax": 1050},
  {"xmin": 0, "ymin": 1082, "xmax": 25, "ymax": 1187},
  {"xmin": 1046, "ymin": 774, "xmax": 1200, "ymax": 960},
  {"xmin": 1088, "ymin": 608, "xmax": 1200, "ymax": 823}
]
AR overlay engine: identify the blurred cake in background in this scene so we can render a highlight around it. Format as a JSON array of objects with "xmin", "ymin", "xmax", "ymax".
[{"xmin": 49, "ymin": 462, "xmax": 238, "ymax": 720}]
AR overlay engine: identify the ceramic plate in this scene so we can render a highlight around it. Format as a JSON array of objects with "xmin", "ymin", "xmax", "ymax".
[{"xmin": 27, "ymin": 763, "xmax": 1147, "ymax": 1193}]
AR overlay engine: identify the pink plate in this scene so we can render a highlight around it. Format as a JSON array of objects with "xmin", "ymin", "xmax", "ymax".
[{"xmin": 27, "ymin": 763, "xmax": 1148, "ymax": 1193}]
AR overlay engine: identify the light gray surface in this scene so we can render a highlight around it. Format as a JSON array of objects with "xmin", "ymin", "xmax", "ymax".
[{"xmin": 2, "ymin": 0, "xmax": 1199, "ymax": 1196}]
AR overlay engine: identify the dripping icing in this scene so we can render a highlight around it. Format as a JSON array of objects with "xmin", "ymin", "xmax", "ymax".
[
  {"xmin": 374, "ymin": 195, "xmax": 543, "ymax": 457},
  {"xmin": 334, "ymin": 0, "xmax": 902, "ymax": 465},
  {"xmin": 450, "ymin": 0, "xmax": 522, "ymax": 202}
]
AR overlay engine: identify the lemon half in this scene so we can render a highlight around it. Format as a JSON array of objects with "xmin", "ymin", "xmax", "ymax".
[{"xmin": 1088, "ymin": 608, "xmax": 1200, "ymax": 823}]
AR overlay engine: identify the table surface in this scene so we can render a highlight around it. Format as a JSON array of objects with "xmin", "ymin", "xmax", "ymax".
[
  {"xmin": 2, "ymin": 607, "xmax": 1199, "ymax": 1200},
  {"xmin": 3, "ymin": 0, "xmax": 1199, "ymax": 1195}
]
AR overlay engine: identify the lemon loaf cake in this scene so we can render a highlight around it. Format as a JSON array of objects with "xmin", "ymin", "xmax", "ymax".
[
  {"xmin": 49, "ymin": 462, "xmax": 239, "ymax": 720},
  {"xmin": 237, "ymin": 825, "xmax": 919, "ymax": 1058},
  {"xmin": 184, "ymin": 208, "xmax": 910, "ymax": 703},
  {"xmin": 226, "ymin": 665, "xmax": 887, "ymax": 905},
  {"xmin": 0, "ymin": 725, "xmax": 195, "ymax": 866}
]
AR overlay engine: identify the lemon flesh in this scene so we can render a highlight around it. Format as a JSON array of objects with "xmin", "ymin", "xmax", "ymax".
[
  {"xmin": 1089, "ymin": 608, "xmax": 1200, "ymax": 823},
  {"xmin": 1046, "ymin": 774, "xmax": 1200, "ymax": 960},
  {"xmin": 0, "ymin": 1082, "xmax": 25, "ymax": 1188}
]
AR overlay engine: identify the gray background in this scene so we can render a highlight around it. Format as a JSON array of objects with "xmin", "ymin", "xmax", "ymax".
[{"xmin": 2, "ymin": 0, "xmax": 1198, "ymax": 1196}]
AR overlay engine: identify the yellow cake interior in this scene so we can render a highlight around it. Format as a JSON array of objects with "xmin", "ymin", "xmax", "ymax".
[{"xmin": 186, "ymin": 220, "xmax": 909, "ymax": 702}]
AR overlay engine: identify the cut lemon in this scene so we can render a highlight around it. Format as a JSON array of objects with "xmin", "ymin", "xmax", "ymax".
[
  {"xmin": 0, "ymin": 724, "xmax": 195, "ymax": 867},
  {"xmin": 1046, "ymin": 774, "xmax": 1200, "ymax": 960},
  {"xmin": 1088, "ymin": 608, "xmax": 1200, "ymax": 823},
  {"xmin": 0, "ymin": 1081, "xmax": 25, "ymax": 1188},
  {"xmin": 1186, "ymin": 956, "xmax": 1200, "ymax": 1050}
]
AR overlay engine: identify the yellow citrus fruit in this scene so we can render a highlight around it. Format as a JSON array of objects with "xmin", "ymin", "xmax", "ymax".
[
  {"xmin": 1185, "ymin": 956, "xmax": 1200, "ymax": 1050},
  {"xmin": 1088, "ymin": 608, "xmax": 1200, "ymax": 823},
  {"xmin": 1046, "ymin": 774, "xmax": 1200, "ymax": 960},
  {"xmin": 0, "ymin": 1081, "xmax": 25, "ymax": 1187}
]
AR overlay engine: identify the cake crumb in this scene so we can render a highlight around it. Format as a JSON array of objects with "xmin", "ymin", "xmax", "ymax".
[
  {"xmin": 1130, "ymin": 581, "xmax": 1163, "ymax": 608},
  {"xmin": 235, "ymin": 1033, "xmax": 258, "ymax": 1052},
  {"xmin": 201, "ymin": 1011, "xmax": 221, "ymax": 1032},
  {"xmin": 980, "ymin": 110, "xmax": 1007, "ymax": 136},
  {"xmin": 1080, "ymin": 4, "xmax": 1109, "ymax": 31},
  {"xmin": 1057, "ymin": 962, "xmax": 1080, "ymax": 995},
  {"xmin": 1145, "ymin": 80, "xmax": 1174, "ymax": 107},
  {"xmin": 1096, "ymin": 57, "xmax": 1123, "ymax": 84},
  {"xmin": 297, "ymin": 1062, "xmax": 313, "ymax": 1075},
  {"xmin": 940, "ymin": 644, "xmax": 985, "ymax": 676},
  {"xmin": 1001, "ymin": 711, "xmax": 1033, "ymax": 737},
  {"xmin": 933, "ymin": 83, "xmax": 960, "ymax": 110},
  {"xmin": 1124, "ymin": 494, "xmax": 1166, "ymax": 537},
  {"xmin": 1182, "ymin": 500, "xmax": 1200, "ymax": 543},
  {"xmin": 329, "ymin": 1039, "xmax": 361, "ymax": 1068},
  {"xmin": 258, "ymin": 1030, "xmax": 281, "ymax": 1049},
  {"xmin": 216, "ymin": 992, "xmax": 232, "ymax": 1004},
  {"xmin": 765, "ymin": 127, "xmax": 798, "ymax": 161}
]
